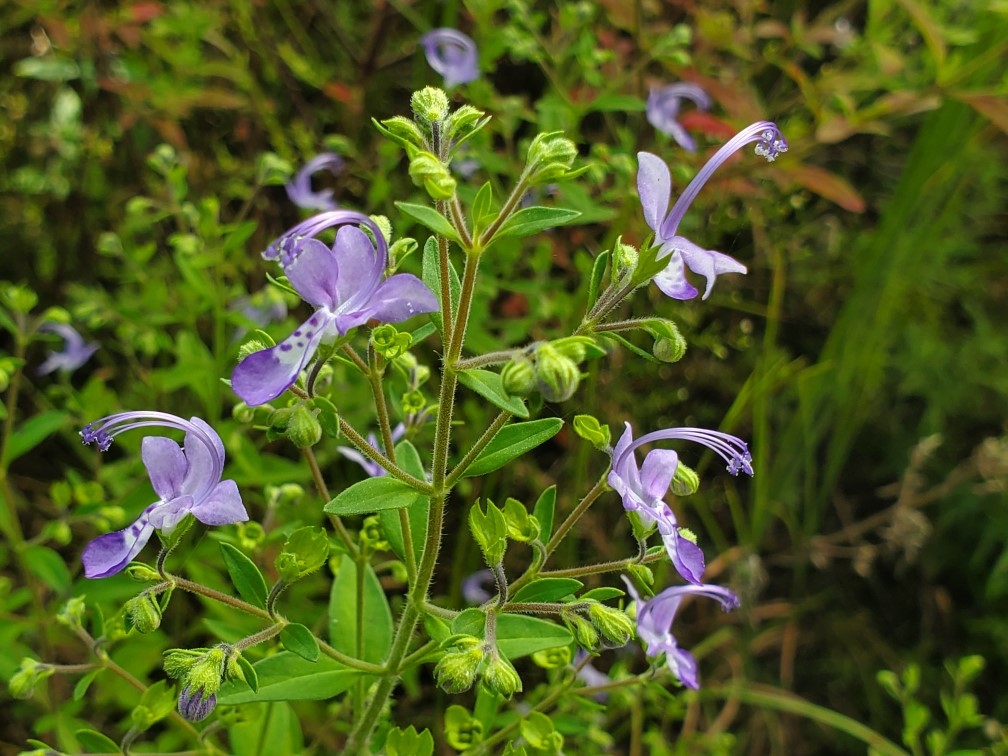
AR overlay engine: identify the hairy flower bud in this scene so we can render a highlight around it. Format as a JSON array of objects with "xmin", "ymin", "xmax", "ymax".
[
  {"xmin": 375, "ymin": 115, "xmax": 428, "ymax": 151},
  {"xmin": 482, "ymin": 652, "xmax": 522, "ymax": 698},
  {"xmin": 408, "ymin": 152, "xmax": 457, "ymax": 200},
  {"xmin": 534, "ymin": 344, "xmax": 580, "ymax": 402},
  {"xmin": 125, "ymin": 593, "xmax": 164, "ymax": 634},
  {"xmin": 232, "ymin": 401, "xmax": 255, "ymax": 424},
  {"xmin": 434, "ymin": 636, "xmax": 484, "ymax": 694},
  {"xmin": 8, "ymin": 658, "xmax": 53, "ymax": 700},
  {"xmin": 565, "ymin": 612, "xmax": 600, "ymax": 651},
  {"xmin": 286, "ymin": 405, "xmax": 322, "ymax": 449},
  {"xmin": 573, "ymin": 414, "xmax": 611, "ymax": 450},
  {"xmin": 587, "ymin": 603, "xmax": 636, "ymax": 646},
  {"xmin": 178, "ymin": 684, "xmax": 216, "ymax": 722},
  {"xmin": 500, "ymin": 354, "xmax": 536, "ymax": 396},
  {"xmin": 56, "ymin": 596, "xmax": 87, "ymax": 630},
  {"xmin": 614, "ymin": 240, "xmax": 639, "ymax": 277},
  {"xmin": 670, "ymin": 462, "xmax": 700, "ymax": 496},
  {"xmin": 411, "ymin": 86, "xmax": 451, "ymax": 125},
  {"xmin": 526, "ymin": 132, "xmax": 578, "ymax": 185}
]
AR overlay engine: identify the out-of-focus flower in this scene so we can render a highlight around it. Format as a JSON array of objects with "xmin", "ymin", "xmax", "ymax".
[
  {"xmin": 233, "ymin": 219, "xmax": 438, "ymax": 406},
  {"xmin": 461, "ymin": 568, "xmax": 495, "ymax": 605},
  {"xmin": 574, "ymin": 650, "xmax": 610, "ymax": 701},
  {"xmin": 285, "ymin": 152, "xmax": 344, "ymax": 211},
  {"xmin": 637, "ymin": 121, "xmax": 788, "ymax": 300},
  {"xmin": 36, "ymin": 323, "xmax": 98, "ymax": 375},
  {"xmin": 623, "ymin": 576, "xmax": 740, "ymax": 689},
  {"xmin": 646, "ymin": 83, "xmax": 712, "ymax": 152},
  {"xmin": 336, "ymin": 423, "xmax": 406, "ymax": 477},
  {"xmin": 421, "ymin": 28, "xmax": 479, "ymax": 87},
  {"xmin": 79, "ymin": 413, "xmax": 247, "ymax": 578}
]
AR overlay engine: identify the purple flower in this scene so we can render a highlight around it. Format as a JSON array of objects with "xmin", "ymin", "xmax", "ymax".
[
  {"xmin": 646, "ymin": 83, "xmax": 712, "ymax": 152},
  {"xmin": 421, "ymin": 28, "xmax": 479, "ymax": 87},
  {"xmin": 638, "ymin": 121, "xmax": 788, "ymax": 300},
  {"xmin": 36, "ymin": 323, "xmax": 98, "ymax": 375},
  {"xmin": 262, "ymin": 209, "xmax": 384, "ymax": 268},
  {"xmin": 574, "ymin": 650, "xmax": 611, "ymax": 701},
  {"xmin": 233, "ymin": 217, "xmax": 439, "ymax": 406},
  {"xmin": 79, "ymin": 412, "xmax": 247, "ymax": 578},
  {"xmin": 285, "ymin": 152, "xmax": 344, "ymax": 212},
  {"xmin": 461, "ymin": 569, "xmax": 495, "ymax": 605},
  {"xmin": 336, "ymin": 423, "xmax": 406, "ymax": 477},
  {"xmin": 623, "ymin": 576, "xmax": 739, "ymax": 689},
  {"xmin": 178, "ymin": 685, "xmax": 216, "ymax": 722},
  {"xmin": 608, "ymin": 423, "xmax": 753, "ymax": 585}
]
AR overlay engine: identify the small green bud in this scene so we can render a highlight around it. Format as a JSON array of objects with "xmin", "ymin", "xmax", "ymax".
[
  {"xmin": 534, "ymin": 344, "xmax": 580, "ymax": 402},
  {"xmin": 500, "ymin": 354, "xmax": 536, "ymax": 396},
  {"xmin": 586, "ymin": 603, "xmax": 636, "ymax": 646},
  {"xmin": 375, "ymin": 115, "xmax": 428, "ymax": 151},
  {"xmin": 613, "ymin": 240, "xmax": 639, "ymax": 276},
  {"xmin": 525, "ymin": 131, "xmax": 578, "ymax": 186},
  {"xmin": 445, "ymin": 104, "xmax": 487, "ymax": 142},
  {"xmin": 626, "ymin": 562, "xmax": 654, "ymax": 588},
  {"xmin": 408, "ymin": 152, "xmax": 457, "ymax": 200},
  {"xmin": 434, "ymin": 636, "xmax": 484, "ymax": 694},
  {"xmin": 276, "ymin": 526, "xmax": 330, "ymax": 583},
  {"xmin": 372, "ymin": 324, "xmax": 412, "ymax": 359},
  {"xmin": 444, "ymin": 705, "xmax": 484, "ymax": 750},
  {"xmin": 643, "ymin": 318, "xmax": 686, "ymax": 363},
  {"xmin": 125, "ymin": 563, "xmax": 162, "ymax": 582},
  {"xmin": 482, "ymin": 651, "xmax": 523, "ymax": 698},
  {"xmin": 237, "ymin": 338, "xmax": 270, "ymax": 361},
  {"xmin": 469, "ymin": 500, "xmax": 508, "ymax": 566},
  {"xmin": 402, "ymin": 390, "xmax": 426, "ymax": 414},
  {"xmin": 56, "ymin": 596, "xmax": 87, "ymax": 629},
  {"xmin": 125, "ymin": 593, "xmax": 164, "ymax": 634},
  {"xmin": 360, "ymin": 515, "xmax": 390, "ymax": 554},
  {"xmin": 410, "ymin": 86, "xmax": 451, "ymax": 125},
  {"xmin": 0, "ymin": 282, "xmax": 38, "ymax": 313},
  {"xmin": 370, "ymin": 214, "xmax": 393, "ymax": 246},
  {"xmin": 8, "ymin": 658, "xmax": 53, "ymax": 699},
  {"xmin": 186, "ymin": 647, "xmax": 228, "ymax": 695},
  {"xmin": 670, "ymin": 462, "xmax": 700, "ymax": 496},
  {"xmin": 564, "ymin": 613, "xmax": 600, "ymax": 651},
  {"xmin": 572, "ymin": 414, "xmax": 611, "ymax": 450},
  {"xmin": 163, "ymin": 647, "xmax": 210, "ymax": 681},
  {"xmin": 232, "ymin": 401, "xmax": 255, "ymax": 424},
  {"xmin": 531, "ymin": 645, "xmax": 572, "ymax": 669},
  {"xmin": 502, "ymin": 498, "xmax": 539, "ymax": 543},
  {"xmin": 286, "ymin": 405, "xmax": 322, "ymax": 448}
]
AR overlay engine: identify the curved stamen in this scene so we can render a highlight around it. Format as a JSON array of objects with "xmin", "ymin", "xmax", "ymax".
[
  {"xmin": 263, "ymin": 210, "xmax": 388, "ymax": 269},
  {"xmin": 660, "ymin": 121, "xmax": 788, "ymax": 240},
  {"xmin": 614, "ymin": 426, "xmax": 753, "ymax": 478}
]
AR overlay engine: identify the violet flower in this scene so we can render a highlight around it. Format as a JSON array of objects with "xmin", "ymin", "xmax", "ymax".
[
  {"xmin": 233, "ymin": 218, "xmax": 438, "ymax": 406},
  {"xmin": 421, "ymin": 28, "xmax": 479, "ymax": 87},
  {"xmin": 461, "ymin": 569, "xmax": 495, "ymax": 605},
  {"xmin": 262, "ymin": 209, "xmax": 383, "ymax": 268},
  {"xmin": 623, "ymin": 576, "xmax": 739, "ymax": 690},
  {"xmin": 638, "ymin": 121, "xmax": 788, "ymax": 300},
  {"xmin": 178, "ymin": 685, "xmax": 216, "ymax": 722},
  {"xmin": 608, "ymin": 423, "xmax": 753, "ymax": 584},
  {"xmin": 646, "ymin": 83, "xmax": 712, "ymax": 152},
  {"xmin": 336, "ymin": 423, "xmax": 406, "ymax": 477},
  {"xmin": 36, "ymin": 323, "xmax": 98, "ymax": 375},
  {"xmin": 285, "ymin": 152, "xmax": 344, "ymax": 212},
  {"xmin": 79, "ymin": 412, "xmax": 247, "ymax": 578}
]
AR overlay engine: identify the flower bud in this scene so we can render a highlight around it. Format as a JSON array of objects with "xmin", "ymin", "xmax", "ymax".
[
  {"xmin": 586, "ymin": 603, "xmax": 635, "ymax": 646},
  {"xmin": 401, "ymin": 390, "xmax": 426, "ymax": 415},
  {"xmin": 564, "ymin": 612, "xmax": 600, "ymax": 651},
  {"xmin": 410, "ymin": 86, "xmax": 451, "ymax": 125},
  {"xmin": 375, "ymin": 115, "xmax": 428, "ymax": 151},
  {"xmin": 572, "ymin": 414, "xmax": 611, "ymax": 450},
  {"xmin": 286, "ymin": 405, "xmax": 322, "ymax": 448},
  {"xmin": 125, "ymin": 593, "xmax": 164, "ymax": 634},
  {"xmin": 614, "ymin": 240, "xmax": 639, "ymax": 277},
  {"xmin": 125, "ymin": 563, "xmax": 162, "ymax": 582},
  {"xmin": 645, "ymin": 319, "xmax": 687, "ymax": 363},
  {"xmin": 177, "ymin": 684, "xmax": 216, "ymax": 722},
  {"xmin": 534, "ymin": 344, "xmax": 580, "ymax": 402},
  {"xmin": 56, "ymin": 596, "xmax": 87, "ymax": 630},
  {"xmin": 232, "ymin": 401, "xmax": 255, "ymax": 424},
  {"xmin": 669, "ymin": 462, "xmax": 700, "ymax": 496},
  {"xmin": 532, "ymin": 645, "xmax": 572, "ymax": 669},
  {"xmin": 276, "ymin": 526, "xmax": 330, "ymax": 583},
  {"xmin": 237, "ymin": 338, "xmax": 270, "ymax": 362},
  {"xmin": 434, "ymin": 636, "xmax": 484, "ymax": 694},
  {"xmin": 525, "ymin": 132, "xmax": 578, "ymax": 185},
  {"xmin": 482, "ymin": 652, "xmax": 522, "ymax": 698},
  {"xmin": 408, "ymin": 152, "xmax": 457, "ymax": 200},
  {"xmin": 8, "ymin": 658, "xmax": 53, "ymax": 700},
  {"xmin": 372, "ymin": 324, "xmax": 412, "ymax": 359},
  {"xmin": 500, "ymin": 354, "xmax": 536, "ymax": 396}
]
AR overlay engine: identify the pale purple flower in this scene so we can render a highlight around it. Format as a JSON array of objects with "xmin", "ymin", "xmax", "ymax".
[
  {"xmin": 608, "ymin": 423, "xmax": 753, "ymax": 585},
  {"xmin": 285, "ymin": 152, "xmax": 344, "ymax": 212},
  {"xmin": 623, "ymin": 576, "xmax": 740, "ymax": 689},
  {"xmin": 638, "ymin": 121, "xmax": 788, "ymax": 300},
  {"xmin": 336, "ymin": 423, "xmax": 406, "ymax": 477},
  {"xmin": 421, "ymin": 28, "xmax": 479, "ymax": 87},
  {"xmin": 462, "ymin": 568, "xmax": 495, "ymax": 605},
  {"xmin": 36, "ymin": 323, "xmax": 98, "ymax": 375},
  {"xmin": 646, "ymin": 83, "xmax": 712, "ymax": 152},
  {"xmin": 79, "ymin": 412, "xmax": 247, "ymax": 578},
  {"xmin": 574, "ymin": 650, "xmax": 611, "ymax": 701},
  {"xmin": 178, "ymin": 685, "xmax": 216, "ymax": 722},
  {"xmin": 233, "ymin": 216, "xmax": 438, "ymax": 406}
]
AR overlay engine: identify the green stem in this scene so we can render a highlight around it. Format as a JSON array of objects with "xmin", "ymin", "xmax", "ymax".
[
  {"xmin": 478, "ymin": 177, "xmax": 529, "ymax": 247},
  {"xmin": 399, "ymin": 639, "xmax": 439, "ymax": 669},
  {"xmin": 234, "ymin": 623, "xmax": 284, "ymax": 652},
  {"xmin": 544, "ymin": 474, "xmax": 609, "ymax": 558},
  {"xmin": 337, "ymin": 417, "xmax": 432, "ymax": 493},
  {"xmin": 303, "ymin": 446, "xmax": 358, "ymax": 556},
  {"xmin": 454, "ymin": 349, "xmax": 520, "ymax": 371},
  {"xmin": 538, "ymin": 550, "xmax": 665, "ymax": 579},
  {"xmin": 444, "ymin": 410, "xmax": 512, "ymax": 487}
]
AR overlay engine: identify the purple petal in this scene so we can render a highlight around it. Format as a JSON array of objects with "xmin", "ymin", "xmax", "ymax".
[
  {"xmin": 636, "ymin": 152, "xmax": 671, "ymax": 237},
  {"xmin": 332, "ymin": 226, "xmax": 384, "ymax": 307},
  {"xmin": 360, "ymin": 274, "xmax": 440, "ymax": 325},
  {"xmin": 652, "ymin": 251, "xmax": 700, "ymax": 300},
  {"xmin": 181, "ymin": 417, "xmax": 225, "ymax": 497},
  {"xmin": 284, "ymin": 238, "xmax": 341, "ymax": 308},
  {"xmin": 336, "ymin": 445, "xmax": 383, "ymax": 477},
  {"xmin": 639, "ymin": 448, "xmax": 679, "ymax": 503},
  {"xmin": 668, "ymin": 647, "xmax": 700, "ymax": 689},
  {"xmin": 421, "ymin": 28, "xmax": 479, "ymax": 87},
  {"xmin": 141, "ymin": 436, "xmax": 187, "ymax": 500},
  {"xmin": 231, "ymin": 316, "xmax": 331, "ymax": 405},
  {"xmin": 675, "ymin": 236, "xmax": 747, "ymax": 300},
  {"xmin": 82, "ymin": 516, "xmax": 155, "ymax": 578},
  {"xmin": 190, "ymin": 480, "xmax": 247, "ymax": 525},
  {"xmin": 285, "ymin": 152, "xmax": 343, "ymax": 211},
  {"xmin": 664, "ymin": 530, "xmax": 705, "ymax": 584}
]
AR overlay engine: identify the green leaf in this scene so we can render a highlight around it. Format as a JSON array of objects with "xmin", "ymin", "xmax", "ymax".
[
  {"xmin": 579, "ymin": 587, "xmax": 625, "ymax": 602},
  {"xmin": 462, "ymin": 418, "xmax": 564, "ymax": 478},
  {"xmin": 385, "ymin": 725, "xmax": 435, "ymax": 756},
  {"xmin": 492, "ymin": 206, "xmax": 580, "ymax": 241},
  {"xmin": 235, "ymin": 654, "xmax": 259, "ymax": 693},
  {"xmin": 511, "ymin": 578, "xmax": 583, "ymax": 603},
  {"xmin": 324, "ymin": 476, "xmax": 425, "ymax": 516},
  {"xmin": 219, "ymin": 543, "xmax": 268, "ymax": 609},
  {"xmin": 280, "ymin": 623, "xmax": 320, "ymax": 662},
  {"xmin": 228, "ymin": 701, "xmax": 304, "ymax": 756},
  {"xmin": 452, "ymin": 612, "xmax": 572, "ymax": 660},
  {"xmin": 3, "ymin": 410, "xmax": 68, "ymax": 466},
  {"xmin": 532, "ymin": 486, "xmax": 557, "ymax": 543},
  {"xmin": 329, "ymin": 555, "xmax": 393, "ymax": 664},
  {"xmin": 378, "ymin": 441, "xmax": 429, "ymax": 562},
  {"xmin": 587, "ymin": 250, "xmax": 609, "ymax": 308},
  {"xmin": 396, "ymin": 202, "xmax": 461, "ymax": 244},
  {"xmin": 458, "ymin": 369, "xmax": 529, "ymax": 418},
  {"xmin": 73, "ymin": 670, "xmax": 101, "ymax": 701},
  {"xmin": 471, "ymin": 181, "xmax": 495, "ymax": 234},
  {"xmin": 22, "ymin": 545, "xmax": 71, "ymax": 592},
  {"xmin": 218, "ymin": 653, "xmax": 361, "ymax": 704},
  {"xmin": 74, "ymin": 729, "xmax": 121, "ymax": 753}
]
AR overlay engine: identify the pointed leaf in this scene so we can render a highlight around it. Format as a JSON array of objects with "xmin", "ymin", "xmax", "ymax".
[
  {"xmin": 396, "ymin": 202, "xmax": 461, "ymax": 244},
  {"xmin": 452, "ymin": 612, "xmax": 572, "ymax": 659},
  {"xmin": 324, "ymin": 476, "xmax": 425, "ymax": 516},
  {"xmin": 532, "ymin": 486, "xmax": 556, "ymax": 543},
  {"xmin": 74, "ymin": 729, "xmax": 121, "ymax": 753},
  {"xmin": 458, "ymin": 369, "xmax": 529, "ymax": 418},
  {"xmin": 462, "ymin": 418, "xmax": 563, "ymax": 478},
  {"xmin": 3, "ymin": 410, "xmax": 68, "ymax": 466},
  {"xmin": 217, "ymin": 652, "xmax": 360, "ymax": 704},
  {"xmin": 492, "ymin": 206, "xmax": 581, "ymax": 241},
  {"xmin": 280, "ymin": 623, "xmax": 320, "ymax": 662},
  {"xmin": 219, "ymin": 543, "xmax": 268, "ymax": 609},
  {"xmin": 329, "ymin": 555, "xmax": 393, "ymax": 664},
  {"xmin": 511, "ymin": 578, "xmax": 583, "ymax": 603}
]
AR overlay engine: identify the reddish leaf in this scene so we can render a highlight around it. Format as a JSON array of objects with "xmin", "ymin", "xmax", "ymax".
[{"xmin": 783, "ymin": 164, "xmax": 866, "ymax": 213}]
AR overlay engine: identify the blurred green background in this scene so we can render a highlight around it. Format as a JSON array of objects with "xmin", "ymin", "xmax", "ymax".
[{"xmin": 1, "ymin": 0, "xmax": 1006, "ymax": 753}]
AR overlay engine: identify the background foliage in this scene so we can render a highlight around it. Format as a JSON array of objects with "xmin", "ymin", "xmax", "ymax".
[{"xmin": 1, "ymin": 0, "xmax": 1006, "ymax": 753}]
